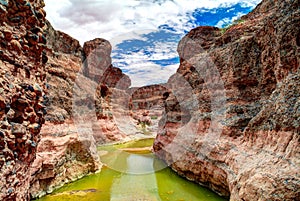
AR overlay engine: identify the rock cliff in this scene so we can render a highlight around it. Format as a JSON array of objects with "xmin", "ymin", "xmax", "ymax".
[
  {"xmin": 0, "ymin": 0, "xmax": 129, "ymax": 199},
  {"xmin": 29, "ymin": 121, "xmax": 101, "ymax": 198},
  {"xmin": 128, "ymin": 84, "xmax": 168, "ymax": 110},
  {"xmin": 42, "ymin": 20, "xmax": 82, "ymax": 123},
  {"xmin": 0, "ymin": 0, "xmax": 47, "ymax": 200},
  {"xmin": 127, "ymin": 84, "xmax": 169, "ymax": 135},
  {"xmin": 153, "ymin": 0, "xmax": 299, "ymax": 200},
  {"xmin": 28, "ymin": 22, "xmax": 103, "ymax": 198},
  {"xmin": 82, "ymin": 38, "xmax": 131, "ymax": 90}
]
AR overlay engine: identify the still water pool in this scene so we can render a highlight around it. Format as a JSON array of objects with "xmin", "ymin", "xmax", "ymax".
[{"xmin": 36, "ymin": 138, "xmax": 227, "ymax": 201}]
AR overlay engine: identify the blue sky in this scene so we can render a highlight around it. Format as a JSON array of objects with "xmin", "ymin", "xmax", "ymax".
[{"xmin": 44, "ymin": 0, "xmax": 261, "ymax": 87}]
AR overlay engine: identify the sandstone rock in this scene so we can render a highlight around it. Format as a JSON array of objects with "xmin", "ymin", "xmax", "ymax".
[
  {"xmin": 154, "ymin": 0, "xmax": 300, "ymax": 200},
  {"xmin": 44, "ymin": 20, "xmax": 82, "ymax": 56},
  {"xmin": 3, "ymin": 29, "xmax": 12, "ymax": 41},
  {"xmin": 29, "ymin": 122, "xmax": 101, "ymax": 199},
  {"xmin": 0, "ymin": 96, "xmax": 5, "ymax": 109},
  {"xmin": 43, "ymin": 28, "xmax": 133, "ymax": 143},
  {"xmin": 102, "ymin": 66, "xmax": 131, "ymax": 90},
  {"xmin": 23, "ymin": 13, "xmax": 136, "ymax": 198}
]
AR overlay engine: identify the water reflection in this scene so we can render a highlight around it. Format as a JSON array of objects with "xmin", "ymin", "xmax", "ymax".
[
  {"xmin": 110, "ymin": 153, "xmax": 162, "ymax": 200},
  {"xmin": 34, "ymin": 139, "xmax": 227, "ymax": 201}
]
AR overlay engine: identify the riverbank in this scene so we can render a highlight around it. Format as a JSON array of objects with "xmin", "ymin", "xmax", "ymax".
[{"xmin": 33, "ymin": 138, "xmax": 228, "ymax": 201}]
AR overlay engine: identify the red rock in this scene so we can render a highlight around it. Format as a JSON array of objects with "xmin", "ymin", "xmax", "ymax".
[
  {"xmin": 29, "ymin": 122, "xmax": 101, "ymax": 198},
  {"xmin": 10, "ymin": 39, "xmax": 22, "ymax": 53},
  {"xmin": 128, "ymin": 84, "xmax": 168, "ymax": 110},
  {"xmin": 153, "ymin": 0, "xmax": 300, "ymax": 200},
  {"xmin": 0, "ymin": 0, "xmax": 48, "ymax": 199},
  {"xmin": 82, "ymin": 38, "xmax": 131, "ymax": 89}
]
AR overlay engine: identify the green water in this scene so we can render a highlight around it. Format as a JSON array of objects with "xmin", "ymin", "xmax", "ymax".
[{"xmin": 35, "ymin": 138, "xmax": 227, "ymax": 201}]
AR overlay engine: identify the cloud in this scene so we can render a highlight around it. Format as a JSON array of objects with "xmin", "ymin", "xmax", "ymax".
[
  {"xmin": 59, "ymin": 0, "xmax": 122, "ymax": 24},
  {"xmin": 121, "ymin": 62, "xmax": 178, "ymax": 87},
  {"xmin": 215, "ymin": 11, "xmax": 245, "ymax": 27},
  {"xmin": 44, "ymin": 0, "xmax": 261, "ymax": 87},
  {"xmin": 112, "ymin": 40, "xmax": 180, "ymax": 87},
  {"xmin": 44, "ymin": 0, "xmax": 261, "ymax": 44}
]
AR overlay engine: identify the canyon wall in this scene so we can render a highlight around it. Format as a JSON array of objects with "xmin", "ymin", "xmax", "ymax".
[
  {"xmin": 153, "ymin": 0, "xmax": 299, "ymax": 200},
  {"xmin": 81, "ymin": 38, "xmax": 132, "ymax": 143},
  {"xmin": 29, "ymin": 22, "xmax": 102, "ymax": 198},
  {"xmin": 128, "ymin": 84, "xmax": 168, "ymax": 110},
  {"xmin": 0, "ymin": 0, "xmax": 131, "ymax": 199},
  {"xmin": 127, "ymin": 84, "xmax": 169, "ymax": 135},
  {"xmin": 29, "ymin": 17, "xmax": 142, "ymax": 197},
  {"xmin": 0, "ymin": 0, "xmax": 47, "ymax": 200}
]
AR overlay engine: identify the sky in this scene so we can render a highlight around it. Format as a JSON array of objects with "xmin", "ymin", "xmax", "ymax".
[{"xmin": 44, "ymin": 0, "xmax": 261, "ymax": 87}]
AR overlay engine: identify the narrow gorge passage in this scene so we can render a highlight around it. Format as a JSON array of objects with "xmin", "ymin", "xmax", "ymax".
[{"xmin": 33, "ymin": 139, "xmax": 227, "ymax": 201}]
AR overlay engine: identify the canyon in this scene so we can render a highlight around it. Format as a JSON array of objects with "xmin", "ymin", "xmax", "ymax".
[{"xmin": 0, "ymin": 0, "xmax": 299, "ymax": 200}]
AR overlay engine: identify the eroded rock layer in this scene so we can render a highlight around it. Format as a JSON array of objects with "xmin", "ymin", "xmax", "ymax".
[
  {"xmin": 153, "ymin": 0, "xmax": 300, "ymax": 200},
  {"xmin": 127, "ymin": 84, "xmax": 169, "ymax": 135},
  {"xmin": 30, "ymin": 121, "xmax": 101, "ymax": 198}
]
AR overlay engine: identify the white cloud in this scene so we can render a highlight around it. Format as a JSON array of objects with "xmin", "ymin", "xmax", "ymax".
[
  {"xmin": 151, "ymin": 41, "xmax": 179, "ymax": 59},
  {"xmin": 215, "ymin": 11, "xmax": 247, "ymax": 27},
  {"xmin": 123, "ymin": 62, "xmax": 178, "ymax": 87},
  {"xmin": 112, "ymin": 44, "xmax": 179, "ymax": 87},
  {"xmin": 44, "ymin": 0, "xmax": 261, "ymax": 45},
  {"xmin": 215, "ymin": 17, "xmax": 231, "ymax": 27},
  {"xmin": 44, "ymin": 0, "xmax": 261, "ymax": 87}
]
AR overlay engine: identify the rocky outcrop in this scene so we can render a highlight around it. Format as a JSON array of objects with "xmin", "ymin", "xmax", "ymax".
[
  {"xmin": 154, "ymin": 0, "xmax": 299, "ymax": 200},
  {"xmin": 127, "ymin": 85, "xmax": 169, "ymax": 135},
  {"xmin": 28, "ymin": 26, "xmax": 124, "ymax": 197},
  {"xmin": 43, "ymin": 32, "xmax": 131, "ymax": 140},
  {"xmin": 45, "ymin": 20, "xmax": 81, "ymax": 57},
  {"xmin": 128, "ymin": 84, "xmax": 168, "ymax": 110},
  {"xmin": 30, "ymin": 122, "xmax": 101, "ymax": 198},
  {"xmin": 82, "ymin": 38, "xmax": 131, "ymax": 90},
  {"xmin": 42, "ymin": 20, "xmax": 82, "ymax": 123},
  {"xmin": 0, "ymin": 0, "xmax": 47, "ymax": 200},
  {"xmin": 80, "ymin": 38, "xmax": 132, "ymax": 143},
  {"xmin": 0, "ymin": 1, "xmax": 130, "ymax": 198},
  {"xmin": 0, "ymin": 0, "xmax": 47, "ymax": 72}
]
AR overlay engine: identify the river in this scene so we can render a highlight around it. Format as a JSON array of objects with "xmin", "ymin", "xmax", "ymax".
[{"xmin": 35, "ymin": 138, "xmax": 227, "ymax": 201}]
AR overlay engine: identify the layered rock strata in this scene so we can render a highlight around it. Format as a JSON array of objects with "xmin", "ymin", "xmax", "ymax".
[
  {"xmin": 128, "ymin": 84, "xmax": 168, "ymax": 110},
  {"xmin": 128, "ymin": 85, "xmax": 169, "ymax": 135},
  {"xmin": 42, "ymin": 20, "xmax": 82, "ymax": 123},
  {"xmin": 0, "ymin": 0, "xmax": 120, "ymax": 199},
  {"xmin": 30, "ymin": 121, "xmax": 101, "ymax": 198},
  {"xmin": 154, "ymin": 0, "xmax": 300, "ymax": 200},
  {"xmin": 29, "ymin": 27, "xmax": 132, "ymax": 197}
]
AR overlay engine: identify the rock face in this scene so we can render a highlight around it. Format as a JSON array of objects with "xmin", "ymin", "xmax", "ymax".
[
  {"xmin": 80, "ymin": 38, "xmax": 132, "ymax": 143},
  {"xmin": 153, "ymin": 0, "xmax": 300, "ymax": 200},
  {"xmin": 29, "ymin": 25, "xmax": 130, "ymax": 197},
  {"xmin": 0, "ymin": 0, "xmax": 47, "ymax": 200},
  {"xmin": 127, "ymin": 85, "xmax": 169, "ymax": 135},
  {"xmin": 128, "ymin": 84, "xmax": 168, "ymax": 110},
  {"xmin": 0, "ymin": 0, "xmax": 117, "ymax": 199},
  {"xmin": 82, "ymin": 38, "xmax": 131, "ymax": 90},
  {"xmin": 30, "ymin": 122, "xmax": 101, "ymax": 198},
  {"xmin": 43, "ymin": 20, "xmax": 83, "ymax": 124}
]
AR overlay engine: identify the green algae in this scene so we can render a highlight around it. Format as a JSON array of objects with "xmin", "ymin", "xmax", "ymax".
[{"xmin": 34, "ymin": 139, "xmax": 227, "ymax": 201}]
